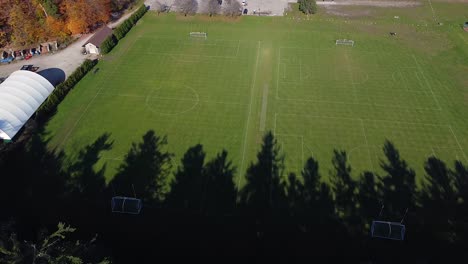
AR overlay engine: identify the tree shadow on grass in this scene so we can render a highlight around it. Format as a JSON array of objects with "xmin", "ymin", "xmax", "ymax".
[
  {"xmin": 166, "ymin": 144, "xmax": 206, "ymax": 211},
  {"xmin": 108, "ymin": 130, "xmax": 173, "ymax": 205},
  {"xmin": 379, "ymin": 140, "xmax": 416, "ymax": 220}
]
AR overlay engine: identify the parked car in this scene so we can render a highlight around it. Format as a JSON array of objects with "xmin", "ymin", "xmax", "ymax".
[{"xmin": 0, "ymin": 57, "xmax": 13, "ymax": 64}]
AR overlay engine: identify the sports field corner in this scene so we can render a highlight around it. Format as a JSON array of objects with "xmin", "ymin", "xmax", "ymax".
[{"xmin": 43, "ymin": 2, "xmax": 468, "ymax": 188}]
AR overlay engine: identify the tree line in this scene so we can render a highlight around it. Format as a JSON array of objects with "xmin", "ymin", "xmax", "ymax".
[
  {"xmin": 1, "ymin": 128, "xmax": 467, "ymax": 260},
  {"xmin": 0, "ymin": 0, "xmax": 139, "ymax": 49},
  {"xmin": 155, "ymin": 0, "xmax": 242, "ymax": 17}
]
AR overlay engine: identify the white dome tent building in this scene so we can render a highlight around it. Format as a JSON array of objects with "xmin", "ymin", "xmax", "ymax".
[{"xmin": 0, "ymin": 70, "xmax": 55, "ymax": 141}]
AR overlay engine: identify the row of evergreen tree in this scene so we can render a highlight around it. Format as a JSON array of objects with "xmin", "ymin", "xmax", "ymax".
[{"xmin": 1, "ymin": 129, "xmax": 467, "ymax": 261}]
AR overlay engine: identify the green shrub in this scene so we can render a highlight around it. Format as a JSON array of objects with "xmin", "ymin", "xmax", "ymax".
[
  {"xmin": 115, "ymin": 20, "xmax": 132, "ymax": 40},
  {"xmin": 298, "ymin": 0, "xmax": 317, "ymax": 15},
  {"xmin": 100, "ymin": 34, "xmax": 117, "ymax": 54},
  {"xmin": 37, "ymin": 59, "xmax": 98, "ymax": 120},
  {"xmin": 104, "ymin": 5, "xmax": 148, "ymax": 48}
]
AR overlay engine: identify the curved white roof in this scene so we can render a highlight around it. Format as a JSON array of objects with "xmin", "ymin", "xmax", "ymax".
[{"xmin": 0, "ymin": 70, "xmax": 54, "ymax": 140}]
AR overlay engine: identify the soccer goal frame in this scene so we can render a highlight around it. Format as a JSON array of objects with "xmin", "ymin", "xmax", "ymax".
[
  {"xmin": 189, "ymin": 32, "xmax": 207, "ymax": 39},
  {"xmin": 335, "ymin": 39, "xmax": 355, "ymax": 47}
]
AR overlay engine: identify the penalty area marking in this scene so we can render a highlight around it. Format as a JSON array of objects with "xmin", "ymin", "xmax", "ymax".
[
  {"xmin": 412, "ymin": 54, "xmax": 442, "ymax": 110},
  {"xmin": 275, "ymin": 112, "xmax": 463, "ymax": 163},
  {"xmin": 449, "ymin": 125, "xmax": 468, "ymax": 163}
]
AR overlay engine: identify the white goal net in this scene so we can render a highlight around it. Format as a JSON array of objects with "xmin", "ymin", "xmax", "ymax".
[
  {"xmin": 335, "ymin": 39, "xmax": 355, "ymax": 46},
  {"xmin": 189, "ymin": 32, "xmax": 207, "ymax": 39}
]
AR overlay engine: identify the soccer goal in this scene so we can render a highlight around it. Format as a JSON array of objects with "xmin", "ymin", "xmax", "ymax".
[
  {"xmin": 189, "ymin": 32, "xmax": 207, "ymax": 39},
  {"xmin": 335, "ymin": 39, "xmax": 355, "ymax": 47}
]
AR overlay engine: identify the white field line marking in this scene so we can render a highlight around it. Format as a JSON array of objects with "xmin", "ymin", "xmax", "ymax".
[
  {"xmin": 276, "ymin": 133, "xmax": 460, "ymax": 152},
  {"xmin": 276, "ymin": 134, "xmax": 305, "ymax": 172},
  {"xmin": 279, "ymin": 46, "xmax": 365, "ymax": 53},
  {"xmin": 427, "ymin": 0, "xmax": 437, "ymax": 22},
  {"xmin": 414, "ymin": 71, "xmax": 427, "ymax": 93},
  {"xmin": 344, "ymin": 51, "xmax": 358, "ymax": 103},
  {"xmin": 305, "ymin": 144, "xmax": 314, "ymax": 160},
  {"xmin": 301, "ymin": 135, "xmax": 304, "ymax": 167},
  {"xmin": 140, "ymin": 51, "xmax": 237, "ymax": 60},
  {"xmin": 238, "ymin": 41, "xmax": 261, "ymax": 188},
  {"xmin": 360, "ymin": 118, "xmax": 375, "ymax": 172},
  {"xmin": 97, "ymin": 92, "xmax": 246, "ymax": 106},
  {"xmin": 276, "ymin": 113, "xmax": 464, "ymax": 160},
  {"xmin": 259, "ymin": 84, "xmax": 269, "ymax": 132},
  {"xmin": 58, "ymin": 36, "xmax": 138, "ymax": 148},
  {"xmin": 277, "ymin": 112, "xmax": 451, "ymax": 128},
  {"xmin": 274, "ymin": 112, "xmax": 277, "ymax": 135},
  {"xmin": 235, "ymin": 40, "xmax": 240, "ymax": 57},
  {"xmin": 394, "ymin": 69, "xmax": 411, "ymax": 92},
  {"xmin": 412, "ymin": 54, "xmax": 442, "ymax": 110},
  {"xmin": 138, "ymin": 35, "xmax": 240, "ymax": 45},
  {"xmin": 299, "ymin": 61, "xmax": 302, "ymax": 81},
  {"xmin": 145, "ymin": 86, "xmax": 200, "ymax": 116},
  {"xmin": 276, "ymin": 96, "xmax": 440, "ymax": 111},
  {"xmin": 276, "ymin": 53, "xmax": 440, "ymax": 111},
  {"xmin": 449, "ymin": 125, "xmax": 468, "ymax": 163},
  {"xmin": 276, "ymin": 48, "xmax": 281, "ymax": 99}
]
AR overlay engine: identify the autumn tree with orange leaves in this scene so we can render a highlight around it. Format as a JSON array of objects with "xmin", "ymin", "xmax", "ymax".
[
  {"xmin": 0, "ymin": 0, "xmax": 114, "ymax": 49},
  {"xmin": 62, "ymin": 0, "xmax": 111, "ymax": 34}
]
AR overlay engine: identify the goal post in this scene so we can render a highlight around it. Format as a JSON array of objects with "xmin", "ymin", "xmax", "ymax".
[
  {"xmin": 335, "ymin": 39, "xmax": 355, "ymax": 47},
  {"xmin": 189, "ymin": 32, "xmax": 207, "ymax": 39}
]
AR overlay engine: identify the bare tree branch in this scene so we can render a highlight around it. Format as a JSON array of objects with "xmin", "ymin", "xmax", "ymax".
[
  {"xmin": 202, "ymin": 0, "xmax": 221, "ymax": 16},
  {"xmin": 175, "ymin": 0, "xmax": 198, "ymax": 16},
  {"xmin": 149, "ymin": 0, "xmax": 171, "ymax": 13},
  {"xmin": 223, "ymin": 0, "xmax": 241, "ymax": 17}
]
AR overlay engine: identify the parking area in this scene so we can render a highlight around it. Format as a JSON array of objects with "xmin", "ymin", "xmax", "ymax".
[{"xmin": 241, "ymin": 0, "xmax": 295, "ymax": 16}]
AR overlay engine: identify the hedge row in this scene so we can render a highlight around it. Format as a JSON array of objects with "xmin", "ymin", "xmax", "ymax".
[
  {"xmin": 102, "ymin": 5, "xmax": 148, "ymax": 54},
  {"xmin": 115, "ymin": 5, "xmax": 148, "ymax": 40},
  {"xmin": 100, "ymin": 35, "xmax": 117, "ymax": 54},
  {"xmin": 37, "ymin": 59, "xmax": 98, "ymax": 120}
]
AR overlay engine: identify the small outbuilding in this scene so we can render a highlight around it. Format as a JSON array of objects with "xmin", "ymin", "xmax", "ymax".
[
  {"xmin": 82, "ymin": 26, "xmax": 113, "ymax": 55},
  {"xmin": 464, "ymin": 22, "xmax": 468, "ymax": 32}
]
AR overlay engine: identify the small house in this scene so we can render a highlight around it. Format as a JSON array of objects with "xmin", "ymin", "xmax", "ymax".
[{"xmin": 82, "ymin": 26, "xmax": 113, "ymax": 55}]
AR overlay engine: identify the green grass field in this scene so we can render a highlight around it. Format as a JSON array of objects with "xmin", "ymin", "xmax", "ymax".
[{"xmin": 43, "ymin": 2, "xmax": 468, "ymax": 187}]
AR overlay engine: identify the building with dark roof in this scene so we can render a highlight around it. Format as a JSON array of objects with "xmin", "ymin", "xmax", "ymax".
[{"xmin": 82, "ymin": 26, "xmax": 113, "ymax": 55}]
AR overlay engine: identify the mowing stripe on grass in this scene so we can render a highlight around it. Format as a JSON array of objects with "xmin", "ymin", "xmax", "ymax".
[
  {"xmin": 238, "ymin": 41, "xmax": 261, "ymax": 188},
  {"xmin": 57, "ymin": 36, "xmax": 138, "ymax": 148},
  {"xmin": 412, "ymin": 54, "xmax": 441, "ymax": 110},
  {"xmin": 259, "ymin": 84, "xmax": 269, "ymax": 132}
]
